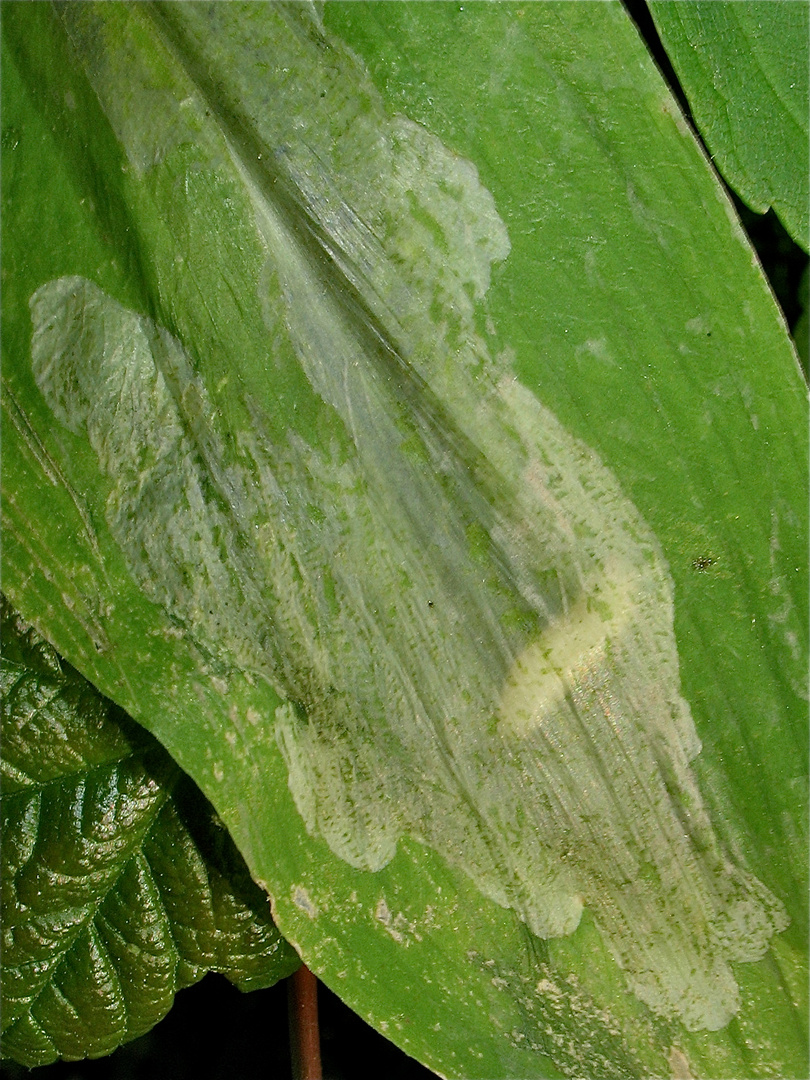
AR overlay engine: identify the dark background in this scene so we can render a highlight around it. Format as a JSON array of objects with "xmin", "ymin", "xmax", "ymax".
[
  {"xmin": 2, "ymin": 3, "xmax": 806, "ymax": 1079},
  {"xmin": 0, "ymin": 976, "xmax": 436, "ymax": 1080}
]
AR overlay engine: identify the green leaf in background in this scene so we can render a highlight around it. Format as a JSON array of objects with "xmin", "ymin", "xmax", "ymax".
[
  {"xmin": 648, "ymin": 0, "xmax": 810, "ymax": 252},
  {"xmin": 0, "ymin": 596, "xmax": 299, "ymax": 1067},
  {"xmin": 2, "ymin": 3, "xmax": 807, "ymax": 1078}
]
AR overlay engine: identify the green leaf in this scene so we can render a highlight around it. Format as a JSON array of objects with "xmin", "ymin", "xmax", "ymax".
[
  {"xmin": 0, "ymin": 597, "xmax": 299, "ymax": 1068},
  {"xmin": 2, "ymin": 3, "xmax": 806, "ymax": 1077},
  {"xmin": 647, "ymin": 0, "xmax": 810, "ymax": 251}
]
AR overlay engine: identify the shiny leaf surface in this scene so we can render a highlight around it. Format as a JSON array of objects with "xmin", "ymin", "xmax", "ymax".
[{"xmin": 1, "ymin": 597, "xmax": 299, "ymax": 1067}]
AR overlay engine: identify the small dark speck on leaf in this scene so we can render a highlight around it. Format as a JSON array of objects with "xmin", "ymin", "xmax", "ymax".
[
  {"xmin": 692, "ymin": 556, "xmax": 715, "ymax": 572},
  {"xmin": 2, "ymin": 126, "xmax": 21, "ymax": 151}
]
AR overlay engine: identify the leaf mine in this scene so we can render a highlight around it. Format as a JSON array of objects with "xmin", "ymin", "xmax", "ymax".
[{"xmin": 32, "ymin": 0, "xmax": 789, "ymax": 1033}]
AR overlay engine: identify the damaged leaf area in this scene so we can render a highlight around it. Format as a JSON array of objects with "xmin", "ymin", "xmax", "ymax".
[
  {"xmin": 0, "ymin": 597, "xmax": 299, "ymax": 1067},
  {"xmin": 27, "ymin": 0, "xmax": 787, "ymax": 1033},
  {"xmin": 30, "ymin": 268, "xmax": 787, "ymax": 1035},
  {"xmin": 2, "ymin": 3, "xmax": 806, "ymax": 1078}
]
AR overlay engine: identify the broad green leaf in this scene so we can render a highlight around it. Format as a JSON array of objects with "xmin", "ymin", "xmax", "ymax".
[
  {"xmin": 647, "ymin": 0, "xmax": 810, "ymax": 252},
  {"xmin": 2, "ymin": 3, "xmax": 807, "ymax": 1077},
  {"xmin": 0, "ymin": 597, "xmax": 299, "ymax": 1068}
]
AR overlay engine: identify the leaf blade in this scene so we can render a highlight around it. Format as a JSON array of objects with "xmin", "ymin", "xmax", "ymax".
[
  {"xmin": 648, "ymin": 0, "xmax": 810, "ymax": 250},
  {"xmin": 2, "ymin": 3, "xmax": 806, "ymax": 1077}
]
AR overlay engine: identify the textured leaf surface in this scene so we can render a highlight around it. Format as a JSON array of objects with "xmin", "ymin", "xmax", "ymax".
[
  {"xmin": 2, "ymin": 3, "xmax": 807, "ymax": 1078},
  {"xmin": 0, "ymin": 597, "xmax": 299, "ymax": 1067},
  {"xmin": 648, "ymin": 0, "xmax": 809, "ymax": 251}
]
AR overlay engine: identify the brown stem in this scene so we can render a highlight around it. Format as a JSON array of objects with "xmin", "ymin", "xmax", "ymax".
[{"xmin": 288, "ymin": 963, "xmax": 323, "ymax": 1080}]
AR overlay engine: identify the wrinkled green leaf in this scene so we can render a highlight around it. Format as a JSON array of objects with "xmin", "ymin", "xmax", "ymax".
[
  {"xmin": 648, "ymin": 0, "xmax": 810, "ymax": 251},
  {"xmin": 0, "ymin": 596, "xmax": 299, "ymax": 1068},
  {"xmin": 2, "ymin": 3, "xmax": 807, "ymax": 1078}
]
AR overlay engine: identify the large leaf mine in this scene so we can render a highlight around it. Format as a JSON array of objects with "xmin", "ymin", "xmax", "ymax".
[{"xmin": 26, "ymin": 1, "xmax": 791, "ymax": 1035}]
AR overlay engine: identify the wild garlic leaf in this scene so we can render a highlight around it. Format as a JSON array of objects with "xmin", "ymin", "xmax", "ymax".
[
  {"xmin": 18, "ymin": 0, "xmax": 789, "ymax": 1034},
  {"xmin": 0, "ymin": 597, "xmax": 299, "ymax": 1068},
  {"xmin": 648, "ymin": 0, "xmax": 809, "ymax": 252},
  {"xmin": 2, "ymin": 4, "xmax": 806, "ymax": 1078}
]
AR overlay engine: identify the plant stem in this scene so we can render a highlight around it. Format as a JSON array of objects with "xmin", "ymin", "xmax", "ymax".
[{"xmin": 288, "ymin": 963, "xmax": 322, "ymax": 1080}]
